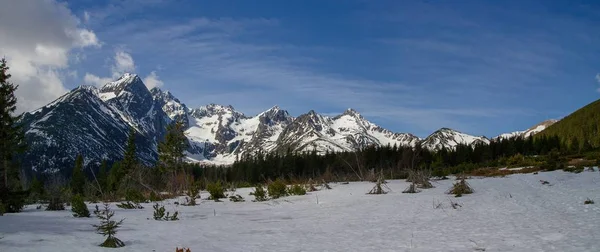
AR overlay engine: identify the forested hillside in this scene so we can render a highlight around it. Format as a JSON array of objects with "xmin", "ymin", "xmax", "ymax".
[{"xmin": 538, "ymin": 98, "xmax": 600, "ymax": 151}]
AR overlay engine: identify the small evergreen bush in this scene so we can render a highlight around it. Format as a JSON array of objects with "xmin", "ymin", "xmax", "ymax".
[
  {"xmin": 71, "ymin": 194, "xmax": 90, "ymax": 217},
  {"xmin": 584, "ymin": 198, "xmax": 594, "ymax": 204},
  {"xmin": 0, "ymin": 189, "xmax": 27, "ymax": 213},
  {"xmin": 206, "ymin": 181, "xmax": 225, "ymax": 201},
  {"xmin": 125, "ymin": 190, "xmax": 147, "ymax": 204},
  {"xmin": 149, "ymin": 191, "xmax": 162, "ymax": 202},
  {"xmin": 267, "ymin": 179, "xmax": 288, "ymax": 199},
  {"xmin": 186, "ymin": 183, "xmax": 200, "ymax": 206},
  {"xmin": 116, "ymin": 201, "xmax": 143, "ymax": 209},
  {"xmin": 229, "ymin": 194, "xmax": 245, "ymax": 202},
  {"xmin": 251, "ymin": 186, "xmax": 268, "ymax": 202},
  {"xmin": 288, "ymin": 184, "xmax": 306, "ymax": 196},
  {"xmin": 93, "ymin": 204, "xmax": 125, "ymax": 248},
  {"xmin": 152, "ymin": 203, "xmax": 179, "ymax": 221}
]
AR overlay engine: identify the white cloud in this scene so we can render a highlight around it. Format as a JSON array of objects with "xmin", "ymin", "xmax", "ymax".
[
  {"xmin": 85, "ymin": 50, "xmax": 162, "ymax": 90},
  {"xmin": 83, "ymin": 73, "xmax": 112, "ymax": 87},
  {"xmin": 0, "ymin": 0, "xmax": 100, "ymax": 112},
  {"xmin": 83, "ymin": 11, "xmax": 90, "ymax": 23},
  {"xmin": 84, "ymin": 50, "xmax": 136, "ymax": 86},
  {"xmin": 143, "ymin": 71, "xmax": 164, "ymax": 89},
  {"xmin": 112, "ymin": 50, "xmax": 135, "ymax": 77}
]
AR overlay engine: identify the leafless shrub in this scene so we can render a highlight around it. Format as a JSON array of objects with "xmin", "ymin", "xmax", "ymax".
[
  {"xmin": 447, "ymin": 177, "xmax": 473, "ymax": 197},
  {"xmin": 403, "ymin": 183, "xmax": 420, "ymax": 193},
  {"xmin": 407, "ymin": 169, "xmax": 433, "ymax": 189},
  {"xmin": 368, "ymin": 174, "xmax": 390, "ymax": 195}
]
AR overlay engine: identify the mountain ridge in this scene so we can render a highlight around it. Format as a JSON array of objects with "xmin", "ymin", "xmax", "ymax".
[{"xmin": 19, "ymin": 73, "xmax": 553, "ymax": 173}]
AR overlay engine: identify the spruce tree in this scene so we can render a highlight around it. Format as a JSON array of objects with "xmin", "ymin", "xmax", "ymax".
[
  {"xmin": 107, "ymin": 161, "xmax": 122, "ymax": 192},
  {"xmin": 0, "ymin": 58, "xmax": 27, "ymax": 213},
  {"xmin": 121, "ymin": 127, "xmax": 137, "ymax": 176},
  {"xmin": 93, "ymin": 203, "xmax": 125, "ymax": 248},
  {"xmin": 71, "ymin": 154, "xmax": 86, "ymax": 196},
  {"xmin": 157, "ymin": 120, "xmax": 188, "ymax": 172}
]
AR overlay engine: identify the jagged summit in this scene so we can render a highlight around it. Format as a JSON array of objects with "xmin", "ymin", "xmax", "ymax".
[
  {"xmin": 421, "ymin": 127, "xmax": 490, "ymax": 151},
  {"xmin": 21, "ymin": 74, "xmax": 505, "ymax": 172}
]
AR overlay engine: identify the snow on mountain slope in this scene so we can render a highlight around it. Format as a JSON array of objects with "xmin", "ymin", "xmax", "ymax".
[
  {"xmin": 495, "ymin": 120, "xmax": 558, "ymax": 140},
  {"xmin": 421, "ymin": 128, "xmax": 490, "ymax": 151},
  {"xmin": 275, "ymin": 109, "xmax": 419, "ymax": 154},
  {"xmin": 21, "ymin": 72, "xmax": 511, "ymax": 172},
  {"xmin": 185, "ymin": 105, "xmax": 293, "ymax": 163},
  {"xmin": 150, "ymin": 87, "xmax": 189, "ymax": 126}
]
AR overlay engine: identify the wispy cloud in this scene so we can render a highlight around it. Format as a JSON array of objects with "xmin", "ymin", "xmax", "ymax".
[{"xmin": 76, "ymin": 0, "xmax": 598, "ymax": 137}]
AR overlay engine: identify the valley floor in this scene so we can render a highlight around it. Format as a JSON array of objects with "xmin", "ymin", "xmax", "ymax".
[{"xmin": 1, "ymin": 170, "xmax": 599, "ymax": 252}]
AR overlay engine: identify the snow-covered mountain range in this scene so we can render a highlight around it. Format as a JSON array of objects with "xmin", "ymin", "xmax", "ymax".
[{"xmin": 19, "ymin": 73, "xmax": 552, "ymax": 173}]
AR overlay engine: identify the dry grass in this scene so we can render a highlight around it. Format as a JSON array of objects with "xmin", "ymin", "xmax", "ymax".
[
  {"xmin": 447, "ymin": 178, "xmax": 474, "ymax": 197},
  {"xmin": 468, "ymin": 166, "xmax": 542, "ymax": 177},
  {"xmin": 406, "ymin": 169, "xmax": 434, "ymax": 189}
]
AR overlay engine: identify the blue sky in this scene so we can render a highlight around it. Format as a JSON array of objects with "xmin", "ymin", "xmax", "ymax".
[{"xmin": 7, "ymin": 0, "xmax": 600, "ymax": 138}]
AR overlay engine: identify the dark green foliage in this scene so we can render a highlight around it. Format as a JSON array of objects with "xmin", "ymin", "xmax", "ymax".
[
  {"xmin": 564, "ymin": 166, "xmax": 584, "ymax": 173},
  {"xmin": 107, "ymin": 161, "xmax": 122, "ymax": 192},
  {"xmin": 71, "ymin": 194, "xmax": 90, "ymax": 217},
  {"xmin": 45, "ymin": 176, "xmax": 67, "ymax": 211},
  {"xmin": 206, "ymin": 181, "xmax": 225, "ymax": 201},
  {"xmin": 121, "ymin": 127, "xmax": 138, "ymax": 176},
  {"xmin": 116, "ymin": 201, "xmax": 143, "ymax": 209},
  {"xmin": 149, "ymin": 191, "xmax": 162, "ymax": 202},
  {"xmin": 186, "ymin": 183, "xmax": 200, "ymax": 206},
  {"xmin": 152, "ymin": 203, "xmax": 178, "ymax": 221},
  {"xmin": 93, "ymin": 203, "xmax": 125, "ymax": 248},
  {"xmin": 0, "ymin": 187, "xmax": 27, "ymax": 213},
  {"xmin": 267, "ymin": 179, "xmax": 288, "ymax": 199},
  {"xmin": 29, "ymin": 177, "xmax": 45, "ymax": 202},
  {"xmin": 0, "ymin": 59, "xmax": 27, "ymax": 211},
  {"xmin": 544, "ymin": 149, "xmax": 565, "ymax": 171},
  {"xmin": 287, "ymin": 184, "xmax": 306, "ymax": 196},
  {"xmin": 125, "ymin": 190, "xmax": 147, "ymax": 204},
  {"xmin": 0, "ymin": 201, "xmax": 5, "ymax": 216},
  {"xmin": 71, "ymin": 155, "xmax": 86, "ymax": 195},
  {"xmin": 229, "ymin": 194, "xmax": 245, "ymax": 202},
  {"xmin": 251, "ymin": 186, "xmax": 268, "ymax": 202},
  {"xmin": 584, "ymin": 198, "xmax": 594, "ymax": 204},
  {"xmin": 158, "ymin": 121, "xmax": 188, "ymax": 173},
  {"xmin": 537, "ymin": 99, "xmax": 600, "ymax": 150}
]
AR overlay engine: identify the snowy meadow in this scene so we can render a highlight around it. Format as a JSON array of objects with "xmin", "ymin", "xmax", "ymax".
[{"xmin": 1, "ymin": 170, "xmax": 599, "ymax": 252}]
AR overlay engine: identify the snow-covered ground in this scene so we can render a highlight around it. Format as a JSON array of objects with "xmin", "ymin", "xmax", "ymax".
[{"xmin": 1, "ymin": 170, "xmax": 599, "ymax": 252}]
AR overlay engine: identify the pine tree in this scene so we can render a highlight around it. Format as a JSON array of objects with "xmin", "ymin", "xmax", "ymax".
[
  {"xmin": 121, "ymin": 127, "xmax": 137, "ymax": 176},
  {"xmin": 157, "ymin": 120, "xmax": 189, "ymax": 192},
  {"xmin": 71, "ymin": 194, "xmax": 90, "ymax": 218},
  {"xmin": 0, "ymin": 58, "xmax": 27, "ymax": 213},
  {"xmin": 93, "ymin": 203, "xmax": 125, "ymax": 248},
  {"xmin": 107, "ymin": 161, "xmax": 122, "ymax": 192},
  {"xmin": 71, "ymin": 154, "xmax": 86, "ymax": 196},
  {"xmin": 157, "ymin": 120, "xmax": 188, "ymax": 172}
]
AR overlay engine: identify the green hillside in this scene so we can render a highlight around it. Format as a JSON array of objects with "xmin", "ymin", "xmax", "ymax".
[{"xmin": 537, "ymin": 98, "xmax": 600, "ymax": 151}]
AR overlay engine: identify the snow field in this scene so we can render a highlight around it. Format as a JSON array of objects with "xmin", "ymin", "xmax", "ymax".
[{"xmin": 1, "ymin": 170, "xmax": 599, "ymax": 252}]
